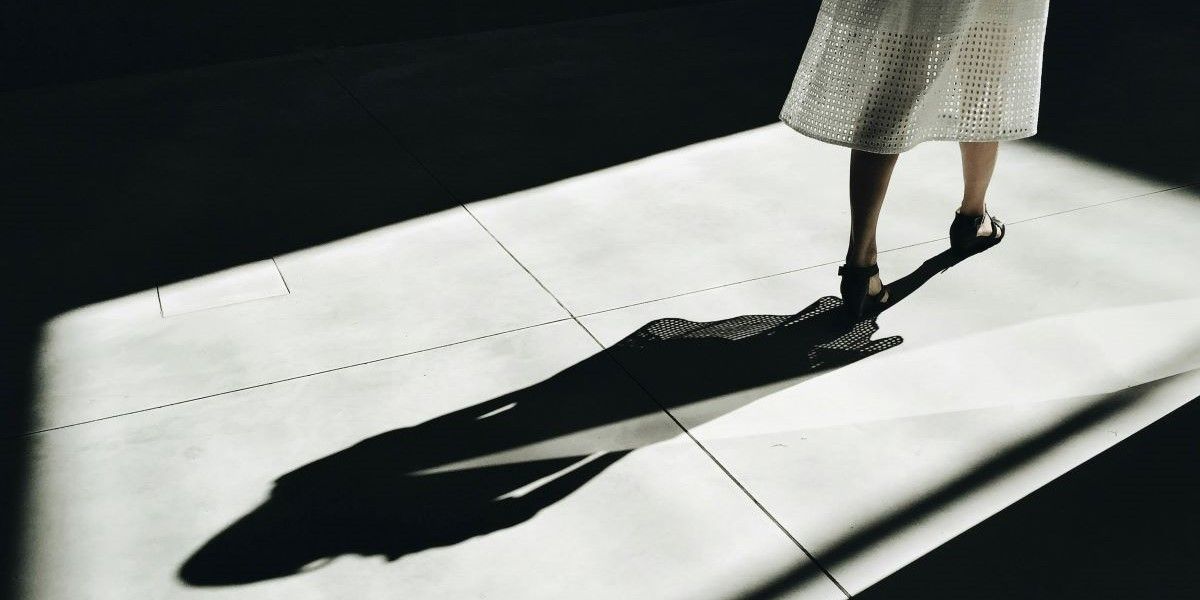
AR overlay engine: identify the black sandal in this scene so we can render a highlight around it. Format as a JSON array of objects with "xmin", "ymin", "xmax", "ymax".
[
  {"xmin": 838, "ymin": 262, "xmax": 892, "ymax": 321},
  {"xmin": 950, "ymin": 206, "xmax": 1006, "ymax": 255}
]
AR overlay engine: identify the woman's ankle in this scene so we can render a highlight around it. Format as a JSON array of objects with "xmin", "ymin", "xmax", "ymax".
[
  {"xmin": 845, "ymin": 250, "xmax": 878, "ymax": 266},
  {"xmin": 958, "ymin": 200, "xmax": 987, "ymax": 216}
]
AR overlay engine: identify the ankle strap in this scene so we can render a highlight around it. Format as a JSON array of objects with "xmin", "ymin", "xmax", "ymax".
[{"xmin": 838, "ymin": 263, "xmax": 879, "ymax": 276}]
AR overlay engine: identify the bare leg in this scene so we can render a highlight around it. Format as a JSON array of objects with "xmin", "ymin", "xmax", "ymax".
[
  {"xmin": 847, "ymin": 148, "xmax": 900, "ymax": 295},
  {"xmin": 959, "ymin": 141, "xmax": 999, "ymax": 235}
]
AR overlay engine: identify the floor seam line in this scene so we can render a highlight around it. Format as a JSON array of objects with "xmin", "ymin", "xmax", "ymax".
[
  {"xmin": 1002, "ymin": 181, "xmax": 1197, "ymax": 226},
  {"xmin": 9, "ymin": 317, "xmax": 574, "ymax": 438},
  {"xmin": 313, "ymin": 53, "xmax": 575, "ymax": 318},
  {"xmin": 312, "ymin": 53, "xmax": 462, "ymax": 209},
  {"xmin": 574, "ymin": 181, "xmax": 1200, "ymax": 319},
  {"xmin": 570, "ymin": 319, "xmax": 852, "ymax": 598},
  {"xmin": 460, "ymin": 204, "xmax": 577, "ymax": 317},
  {"xmin": 271, "ymin": 257, "xmax": 292, "ymax": 294}
]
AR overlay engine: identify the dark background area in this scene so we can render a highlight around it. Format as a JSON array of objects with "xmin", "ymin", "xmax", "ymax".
[
  {"xmin": 2, "ymin": 1, "xmax": 1197, "ymax": 598},
  {"xmin": 1, "ymin": 0, "xmax": 710, "ymax": 92}
]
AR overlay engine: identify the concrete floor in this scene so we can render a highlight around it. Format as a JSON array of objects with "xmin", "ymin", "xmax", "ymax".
[{"xmin": 6, "ymin": 1, "xmax": 1199, "ymax": 598}]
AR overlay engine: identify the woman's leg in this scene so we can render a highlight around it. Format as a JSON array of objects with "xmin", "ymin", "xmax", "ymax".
[
  {"xmin": 846, "ymin": 148, "xmax": 900, "ymax": 296},
  {"xmin": 847, "ymin": 148, "xmax": 900, "ymax": 265},
  {"xmin": 959, "ymin": 141, "xmax": 999, "ymax": 234}
]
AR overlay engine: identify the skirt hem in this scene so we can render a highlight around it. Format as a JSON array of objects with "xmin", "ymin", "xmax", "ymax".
[{"xmin": 778, "ymin": 114, "xmax": 1038, "ymax": 154}]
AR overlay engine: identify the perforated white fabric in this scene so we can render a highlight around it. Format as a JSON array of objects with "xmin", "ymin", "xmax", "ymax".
[{"xmin": 779, "ymin": 0, "xmax": 1050, "ymax": 154}]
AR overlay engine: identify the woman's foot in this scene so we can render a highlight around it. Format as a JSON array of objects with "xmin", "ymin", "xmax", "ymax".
[
  {"xmin": 950, "ymin": 205, "xmax": 1006, "ymax": 254},
  {"xmin": 956, "ymin": 206, "xmax": 994, "ymax": 236}
]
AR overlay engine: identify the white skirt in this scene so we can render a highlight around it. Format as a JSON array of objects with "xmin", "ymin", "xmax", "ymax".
[{"xmin": 779, "ymin": 0, "xmax": 1050, "ymax": 154}]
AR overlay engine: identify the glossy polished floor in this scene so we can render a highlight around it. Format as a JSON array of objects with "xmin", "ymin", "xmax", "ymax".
[{"xmin": 5, "ymin": 1, "xmax": 1198, "ymax": 598}]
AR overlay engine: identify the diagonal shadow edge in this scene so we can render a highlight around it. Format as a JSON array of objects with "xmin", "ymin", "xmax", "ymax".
[{"xmin": 732, "ymin": 363, "xmax": 1200, "ymax": 600}]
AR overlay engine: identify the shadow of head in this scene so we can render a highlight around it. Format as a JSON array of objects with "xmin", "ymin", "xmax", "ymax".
[{"xmin": 179, "ymin": 294, "xmax": 904, "ymax": 587}]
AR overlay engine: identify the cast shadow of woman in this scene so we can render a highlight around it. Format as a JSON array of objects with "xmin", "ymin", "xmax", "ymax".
[{"xmin": 179, "ymin": 249, "xmax": 966, "ymax": 586}]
